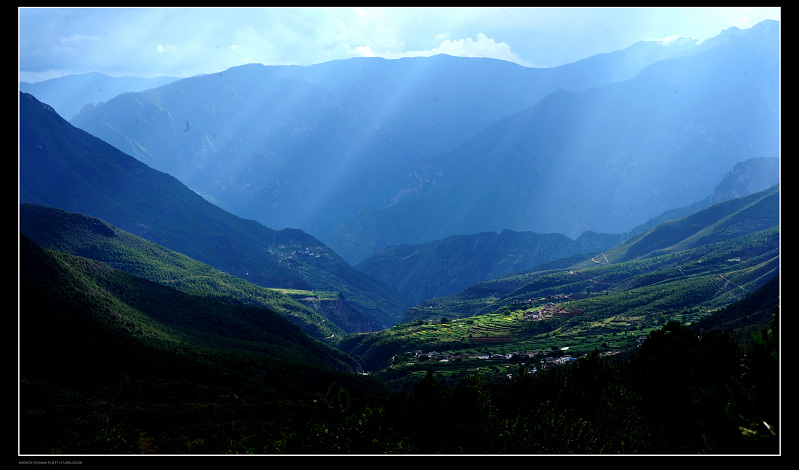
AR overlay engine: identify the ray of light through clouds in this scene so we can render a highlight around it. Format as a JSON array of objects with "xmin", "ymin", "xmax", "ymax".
[{"xmin": 19, "ymin": 6, "xmax": 780, "ymax": 83}]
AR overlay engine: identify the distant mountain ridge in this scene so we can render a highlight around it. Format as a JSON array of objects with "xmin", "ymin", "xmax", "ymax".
[
  {"xmin": 328, "ymin": 20, "xmax": 778, "ymax": 263},
  {"xmin": 65, "ymin": 30, "xmax": 710, "ymax": 262},
  {"xmin": 622, "ymin": 156, "xmax": 779, "ymax": 238},
  {"xmin": 20, "ymin": 71, "xmax": 178, "ymax": 121},
  {"xmin": 357, "ymin": 230, "xmax": 621, "ymax": 304},
  {"xmin": 19, "ymin": 91, "xmax": 412, "ymax": 332},
  {"xmin": 17, "ymin": 20, "xmax": 779, "ymax": 327},
  {"xmin": 355, "ymin": 155, "xmax": 777, "ymax": 304}
]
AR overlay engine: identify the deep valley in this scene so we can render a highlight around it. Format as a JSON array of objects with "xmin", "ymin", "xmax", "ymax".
[{"xmin": 18, "ymin": 18, "xmax": 780, "ymax": 456}]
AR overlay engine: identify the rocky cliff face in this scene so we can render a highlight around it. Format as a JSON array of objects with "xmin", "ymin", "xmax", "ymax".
[{"xmin": 709, "ymin": 157, "xmax": 780, "ymax": 204}]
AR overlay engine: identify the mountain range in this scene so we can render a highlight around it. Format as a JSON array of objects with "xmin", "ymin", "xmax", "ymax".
[
  {"xmin": 19, "ymin": 91, "xmax": 411, "ymax": 333},
  {"xmin": 18, "ymin": 20, "xmax": 780, "ymax": 454},
  {"xmin": 328, "ymin": 20, "xmax": 779, "ymax": 262},
  {"xmin": 19, "ymin": 72, "xmax": 178, "ymax": 121},
  {"xmin": 357, "ymin": 156, "xmax": 777, "ymax": 304},
  {"xmin": 398, "ymin": 182, "xmax": 779, "ymax": 326},
  {"xmin": 63, "ymin": 20, "xmax": 779, "ymax": 265},
  {"xmin": 19, "ymin": 19, "xmax": 780, "ymax": 331},
  {"xmin": 340, "ymin": 182, "xmax": 778, "ymax": 372}
]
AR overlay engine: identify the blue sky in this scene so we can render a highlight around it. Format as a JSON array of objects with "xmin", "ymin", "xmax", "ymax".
[{"xmin": 18, "ymin": 6, "xmax": 780, "ymax": 83}]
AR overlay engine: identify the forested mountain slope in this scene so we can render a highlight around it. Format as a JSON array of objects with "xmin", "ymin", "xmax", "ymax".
[
  {"xmin": 403, "ymin": 184, "xmax": 779, "ymax": 323},
  {"xmin": 19, "ymin": 233, "xmax": 384, "ymax": 405},
  {"xmin": 690, "ymin": 273, "xmax": 779, "ymax": 345},
  {"xmin": 357, "ymin": 230, "xmax": 620, "ymax": 305},
  {"xmin": 19, "ymin": 203, "xmax": 350, "ymax": 340},
  {"xmin": 19, "ymin": 91, "xmax": 412, "ymax": 332}
]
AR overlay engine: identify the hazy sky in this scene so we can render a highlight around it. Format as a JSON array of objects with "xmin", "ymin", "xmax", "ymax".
[{"xmin": 18, "ymin": 6, "xmax": 780, "ymax": 83}]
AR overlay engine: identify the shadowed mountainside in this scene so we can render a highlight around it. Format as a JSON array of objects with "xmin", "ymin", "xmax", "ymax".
[{"xmin": 19, "ymin": 92, "xmax": 412, "ymax": 332}]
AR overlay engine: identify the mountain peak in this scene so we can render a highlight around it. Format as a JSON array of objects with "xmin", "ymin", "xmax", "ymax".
[
  {"xmin": 694, "ymin": 18, "xmax": 779, "ymax": 53},
  {"xmin": 20, "ymin": 91, "xmax": 58, "ymax": 116}
]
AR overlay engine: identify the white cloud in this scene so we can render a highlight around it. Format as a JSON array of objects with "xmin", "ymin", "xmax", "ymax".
[
  {"xmin": 18, "ymin": 7, "xmax": 781, "ymax": 81},
  {"xmin": 365, "ymin": 32, "xmax": 533, "ymax": 67},
  {"xmin": 433, "ymin": 32, "xmax": 450, "ymax": 42},
  {"xmin": 435, "ymin": 33, "xmax": 530, "ymax": 65},
  {"xmin": 354, "ymin": 45, "xmax": 375, "ymax": 57}
]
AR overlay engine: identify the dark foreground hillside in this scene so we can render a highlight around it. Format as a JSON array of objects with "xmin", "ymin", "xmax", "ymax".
[
  {"xmin": 21, "ymin": 319, "xmax": 778, "ymax": 454},
  {"xmin": 20, "ymin": 231, "xmax": 778, "ymax": 454},
  {"xmin": 19, "ymin": 233, "xmax": 392, "ymax": 453}
]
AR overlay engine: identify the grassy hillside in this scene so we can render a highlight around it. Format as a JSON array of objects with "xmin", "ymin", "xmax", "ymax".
[
  {"xmin": 19, "ymin": 233, "xmax": 387, "ymax": 403},
  {"xmin": 342, "ymin": 234, "xmax": 777, "ymax": 378},
  {"xmin": 338, "ymin": 186, "xmax": 779, "ymax": 375},
  {"xmin": 590, "ymin": 184, "xmax": 779, "ymax": 265},
  {"xmin": 19, "ymin": 203, "xmax": 350, "ymax": 340}
]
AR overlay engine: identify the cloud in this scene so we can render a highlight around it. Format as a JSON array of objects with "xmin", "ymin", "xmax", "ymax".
[
  {"xmin": 354, "ymin": 45, "xmax": 375, "ymax": 57},
  {"xmin": 18, "ymin": 6, "xmax": 780, "ymax": 82},
  {"xmin": 434, "ymin": 33, "xmax": 531, "ymax": 65},
  {"xmin": 361, "ymin": 32, "xmax": 533, "ymax": 67}
]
